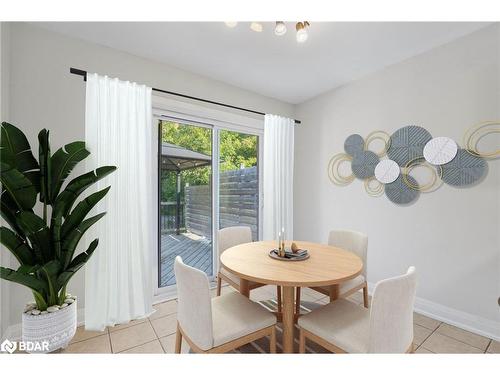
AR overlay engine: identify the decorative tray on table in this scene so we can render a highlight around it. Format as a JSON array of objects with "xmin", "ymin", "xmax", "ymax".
[{"xmin": 268, "ymin": 248, "xmax": 310, "ymax": 261}]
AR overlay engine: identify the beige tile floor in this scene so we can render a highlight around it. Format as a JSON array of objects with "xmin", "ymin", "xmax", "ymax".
[{"xmin": 60, "ymin": 285, "xmax": 499, "ymax": 354}]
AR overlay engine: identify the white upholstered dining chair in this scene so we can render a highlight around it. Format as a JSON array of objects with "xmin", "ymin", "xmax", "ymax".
[
  {"xmin": 174, "ymin": 256, "xmax": 277, "ymax": 353},
  {"xmin": 278, "ymin": 229, "xmax": 369, "ymax": 316},
  {"xmin": 216, "ymin": 226, "xmax": 267, "ymax": 296},
  {"xmin": 298, "ymin": 266, "xmax": 417, "ymax": 353}
]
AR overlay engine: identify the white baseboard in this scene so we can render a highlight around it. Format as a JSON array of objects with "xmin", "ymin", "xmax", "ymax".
[
  {"xmin": 1, "ymin": 307, "xmax": 85, "ymax": 342},
  {"xmin": 367, "ymin": 282, "xmax": 500, "ymax": 342}
]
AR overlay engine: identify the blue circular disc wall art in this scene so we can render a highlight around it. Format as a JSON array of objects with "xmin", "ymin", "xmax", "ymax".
[
  {"xmin": 344, "ymin": 134, "xmax": 365, "ymax": 157},
  {"xmin": 387, "ymin": 125, "xmax": 433, "ymax": 166},
  {"xmin": 385, "ymin": 174, "xmax": 420, "ymax": 205},
  {"xmin": 351, "ymin": 150, "xmax": 379, "ymax": 179},
  {"xmin": 330, "ymin": 121, "xmax": 497, "ymax": 206},
  {"xmin": 441, "ymin": 148, "xmax": 487, "ymax": 187}
]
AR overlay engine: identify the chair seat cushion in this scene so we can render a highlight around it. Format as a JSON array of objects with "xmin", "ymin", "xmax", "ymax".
[
  {"xmin": 298, "ymin": 299, "xmax": 369, "ymax": 353},
  {"xmin": 212, "ymin": 291, "xmax": 277, "ymax": 347},
  {"xmin": 316, "ymin": 275, "xmax": 365, "ymax": 296},
  {"xmin": 220, "ymin": 267, "xmax": 261, "ymax": 289}
]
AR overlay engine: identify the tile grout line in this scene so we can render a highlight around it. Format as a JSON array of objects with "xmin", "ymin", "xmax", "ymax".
[
  {"xmin": 419, "ymin": 321, "xmax": 443, "ymax": 351},
  {"xmin": 159, "ymin": 332, "xmax": 177, "ymax": 353},
  {"xmin": 148, "ymin": 318, "xmax": 176, "ymax": 348},
  {"xmin": 149, "ymin": 310, "xmax": 177, "ymax": 322},
  {"xmin": 110, "ymin": 321, "xmax": 156, "ymax": 353},
  {"xmin": 115, "ymin": 338, "xmax": 161, "ymax": 354},
  {"xmin": 431, "ymin": 324, "xmax": 492, "ymax": 351},
  {"xmin": 108, "ymin": 330, "xmax": 114, "ymax": 353},
  {"xmin": 69, "ymin": 331, "xmax": 108, "ymax": 346},
  {"xmin": 484, "ymin": 339, "xmax": 492, "ymax": 353},
  {"xmin": 151, "ymin": 318, "xmax": 160, "ymax": 339}
]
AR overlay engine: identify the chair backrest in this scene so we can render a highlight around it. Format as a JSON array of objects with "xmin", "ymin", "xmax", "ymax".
[
  {"xmin": 328, "ymin": 230, "xmax": 368, "ymax": 277},
  {"xmin": 368, "ymin": 267, "xmax": 417, "ymax": 353},
  {"xmin": 217, "ymin": 226, "xmax": 252, "ymax": 270},
  {"xmin": 174, "ymin": 256, "xmax": 213, "ymax": 351}
]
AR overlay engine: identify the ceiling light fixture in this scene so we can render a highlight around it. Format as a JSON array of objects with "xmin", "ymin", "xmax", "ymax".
[
  {"xmin": 274, "ymin": 21, "xmax": 287, "ymax": 36},
  {"xmin": 224, "ymin": 22, "xmax": 310, "ymax": 43},
  {"xmin": 296, "ymin": 21, "xmax": 310, "ymax": 43},
  {"xmin": 250, "ymin": 22, "xmax": 263, "ymax": 32}
]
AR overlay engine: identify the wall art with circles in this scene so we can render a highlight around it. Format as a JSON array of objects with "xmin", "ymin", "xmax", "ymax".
[{"xmin": 327, "ymin": 121, "xmax": 499, "ymax": 206}]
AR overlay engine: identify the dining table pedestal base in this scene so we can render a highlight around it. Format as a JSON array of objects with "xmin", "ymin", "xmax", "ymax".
[{"xmin": 281, "ymin": 286, "xmax": 295, "ymax": 354}]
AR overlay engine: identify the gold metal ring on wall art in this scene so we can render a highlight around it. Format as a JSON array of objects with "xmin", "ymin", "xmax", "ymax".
[
  {"xmin": 463, "ymin": 121, "xmax": 500, "ymax": 159},
  {"xmin": 364, "ymin": 130, "xmax": 392, "ymax": 157},
  {"xmin": 327, "ymin": 153, "xmax": 355, "ymax": 186},
  {"xmin": 402, "ymin": 157, "xmax": 443, "ymax": 192},
  {"xmin": 364, "ymin": 177, "xmax": 384, "ymax": 197}
]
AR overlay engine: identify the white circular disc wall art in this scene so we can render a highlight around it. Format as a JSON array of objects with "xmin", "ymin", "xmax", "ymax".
[
  {"xmin": 374, "ymin": 159, "xmax": 400, "ymax": 184},
  {"xmin": 423, "ymin": 137, "xmax": 458, "ymax": 165}
]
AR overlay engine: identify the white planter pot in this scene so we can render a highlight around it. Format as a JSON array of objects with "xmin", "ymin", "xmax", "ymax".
[{"xmin": 22, "ymin": 300, "xmax": 77, "ymax": 353}]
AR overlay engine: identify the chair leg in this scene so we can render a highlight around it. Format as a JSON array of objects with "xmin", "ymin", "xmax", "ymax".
[
  {"xmin": 363, "ymin": 285, "xmax": 369, "ymax": 308},
  {"xmin": 277, "ymin": 285, "xmax": 282, "ymax": 313},
  {"xmin": 269, "ymin": 326, "xmax": 276, "ymax": 353},
  {"xmin": 175, "ymin": 324, "xmax": 182, "ymax": 354},
  {"xmin": 295, "ymin": 287, "xmax": 301, "ymax": 316},
  {"xmin": 299, "ymin": 329, "xmax": 306, "ymax": 353},
  {"xmin": 216, "ymin": 274, "xmax": 222, "ymax": 296}
]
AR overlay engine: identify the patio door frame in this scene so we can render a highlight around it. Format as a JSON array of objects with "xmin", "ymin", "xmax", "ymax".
[{"xmin": 152, "ymin": 96, "xmax": 264, "ymax": 303}]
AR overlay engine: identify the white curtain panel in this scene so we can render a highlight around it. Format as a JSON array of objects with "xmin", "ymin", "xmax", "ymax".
[
  {"xmin": 263, "ymin": 114, "xmax": 295, "ymax": 241},
  {"xmin": 84, "ymin": 73, "xmax": 154, "ymax": 331}
]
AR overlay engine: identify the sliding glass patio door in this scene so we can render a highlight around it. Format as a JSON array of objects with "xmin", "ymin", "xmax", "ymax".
[
  {"xmin": 158, "ymin": 120, "xmax": 213, "ymax": 288},
  {"xmin": 156, "ymin": 118, "xmax": 261, "ymax": 294}
]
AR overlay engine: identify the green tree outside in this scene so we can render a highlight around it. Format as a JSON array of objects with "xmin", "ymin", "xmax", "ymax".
[{"xmin": 160, "ymin": 121, "xmax": 258, "ymax": 202}]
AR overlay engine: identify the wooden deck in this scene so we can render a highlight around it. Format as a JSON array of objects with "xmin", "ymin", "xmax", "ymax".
[{"xmin": 160, "ymin": 233, "xmax": 213, "ymax": 287}]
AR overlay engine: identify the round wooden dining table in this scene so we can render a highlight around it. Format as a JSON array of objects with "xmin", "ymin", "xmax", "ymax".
[{"xmin": 220, "ymin": 240, "xmax": 363, "ymax": 353}]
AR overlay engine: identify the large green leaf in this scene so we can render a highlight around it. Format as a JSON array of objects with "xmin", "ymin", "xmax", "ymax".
[
  {"xmin": 54, "ymin": 166, "xmax": 116, "ymax": 217},
  {"xmin": 51, "ymin": 212, "xmax": 63, "ymax": 260},
  {"xmin": 15, "ymin": 212, "xmax": 51, "ymax": 263},
  {"xmin": 50, "ymin": 142, "xmax": 90, "ymax": 201},
  {"xmin": 36, "ymin": 260, "xmax": 62, "ymax": 305},
  {"xmin": 0, "ymin": 266, "xmax": 48, "ymax": 295},
  {"xmin": 0, "ymin": 190, "xmax": 25, "ymax": 237},
  {"xmin": 61, "ymin": 212, "xmax": 106, "ymax": 268},
  {"xmin": 0, "ymin": 122, "xmax": 40, "ymax": 189},
  {"xmin": 0, "ymin": 227, "xmax": 35, "ymax": 265},
  {"xmin": 60, "ymin": 186, "xmax": 111, "ymax": 239},
  {"xmin": 0, "ymin": 162, "xmax": 37, "ymax": 210},
  {"xmin": 57, "ymin": 239, "xmax": 98, "ymax": 289},
  {"xmin": 17, "ymin": 264, "xmax": 41, "ymax": 275},
  {"xmin": 51, "ymin": 167, "xmax": 114, "ymax": 260},
  {"xmin": 38, "ymin": 129, "xmax": 52, "ymax": 203}
]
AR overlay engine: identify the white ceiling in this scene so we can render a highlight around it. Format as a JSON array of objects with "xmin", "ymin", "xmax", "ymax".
[{"xmin": 35, "ymin": 22, "xmax": 490, "ymax": 104}]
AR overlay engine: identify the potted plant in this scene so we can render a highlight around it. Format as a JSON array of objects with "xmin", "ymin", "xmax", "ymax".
[{"xmin": 0, "ymin": 122, "xmax": 116, "ymax": 353}]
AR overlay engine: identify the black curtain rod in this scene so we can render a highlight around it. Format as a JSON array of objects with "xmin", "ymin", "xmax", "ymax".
[{"xmin": 70, "ymin": 68, "xmax": 301, "ymax": 125}]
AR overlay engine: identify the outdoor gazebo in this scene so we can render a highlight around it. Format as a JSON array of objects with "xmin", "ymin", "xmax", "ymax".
[{"xmin": 161, "ymin": 142, "xmax": 211, "ymax": 234}]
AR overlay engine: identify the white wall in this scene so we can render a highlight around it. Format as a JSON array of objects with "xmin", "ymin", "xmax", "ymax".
[
  {"xmin": 294, "ymin": 24, "xmax": 500, "ymax": 338},
  {"xmin": 2, "ymin": 22, "xmax": 294, "ymax": 332}
]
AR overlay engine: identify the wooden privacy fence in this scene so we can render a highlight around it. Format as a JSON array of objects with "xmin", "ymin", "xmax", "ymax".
[{"xmin": 185, "ymin": 166, "xmax": 258, "ymax": 240}]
